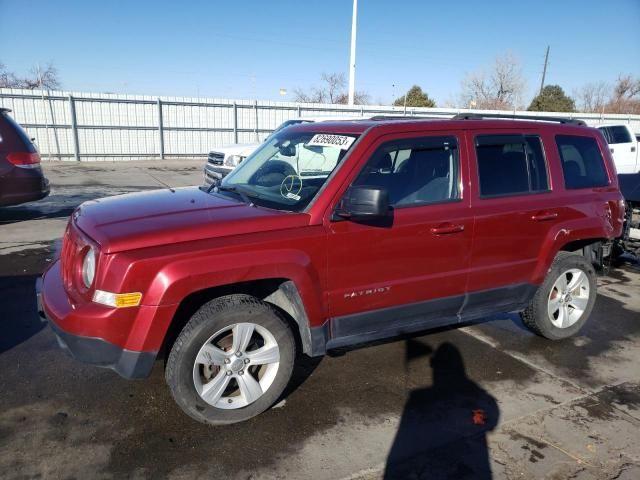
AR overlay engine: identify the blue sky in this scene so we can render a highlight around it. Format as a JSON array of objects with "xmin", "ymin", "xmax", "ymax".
[{"xmin": 1, "ymin": 0, "xmax": 639, "ymax": 105}]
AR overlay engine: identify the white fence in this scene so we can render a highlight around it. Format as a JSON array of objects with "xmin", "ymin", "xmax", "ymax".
[{"xmin": 2, "ymin": 87, "xmax": 639, "ymax": 162}]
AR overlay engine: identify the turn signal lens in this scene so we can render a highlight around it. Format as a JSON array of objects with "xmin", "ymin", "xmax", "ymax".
[{"xmin": 93, "ymin": 290, "xmax": 142, "ymax": 308}]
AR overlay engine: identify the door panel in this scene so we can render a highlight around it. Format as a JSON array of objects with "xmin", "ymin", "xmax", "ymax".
[
  {"xmin": 466, "ymin": 130, "xmax": 562, "ymax": 294},
  {"xmin": 325, "ymin": 132, "xmax": 472, "ymax": 326}
]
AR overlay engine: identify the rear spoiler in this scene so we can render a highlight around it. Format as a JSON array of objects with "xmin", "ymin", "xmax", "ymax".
[{"xmin": 0, "ymin": 107, "xmax": 11, "ymax": 114}]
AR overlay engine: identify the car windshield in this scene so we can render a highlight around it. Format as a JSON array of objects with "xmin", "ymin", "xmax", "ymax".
[{"xmin": 217, "ymin": 129, "xmax": 359, "ymax": 211}]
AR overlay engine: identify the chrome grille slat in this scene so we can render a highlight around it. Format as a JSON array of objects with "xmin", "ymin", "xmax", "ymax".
[{"xmin": 207, "ymin": 152, "xmax": 224, "ymax": 166}]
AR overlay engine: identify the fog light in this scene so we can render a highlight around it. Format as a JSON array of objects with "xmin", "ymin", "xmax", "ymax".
[{"xmin": 93, "ymin": 290, "xmax": 142, "ymax": 308}]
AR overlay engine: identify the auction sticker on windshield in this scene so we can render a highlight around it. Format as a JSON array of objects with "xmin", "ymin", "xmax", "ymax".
[{"xmin": 307, "ymin": 134, "xmax": 356, "ymax": 150}]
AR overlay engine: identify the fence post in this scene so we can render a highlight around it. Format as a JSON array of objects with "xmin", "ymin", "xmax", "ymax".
[
  {"xmin": 297, "ymin": 105, "xmax": 302, "ymax": 117},
  {"xmin": 157, "ymin": 98, "xmax": 165, "ymax": 159},
  {"xmin": 254, "ymin": 100, "xmax": 259, "ymax": 142},
  {"xmin": 67, "ymin": 94, "xmax": 80, "ymax": 161},
  {"xmin": 233, "ymin": 102, "xmax": 238, "ymax": 144}
]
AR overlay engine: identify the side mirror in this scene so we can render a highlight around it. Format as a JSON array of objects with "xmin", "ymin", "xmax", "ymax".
[{"xmin": 336, "ymin": 185, "xmax": 390, "ymax": 220}]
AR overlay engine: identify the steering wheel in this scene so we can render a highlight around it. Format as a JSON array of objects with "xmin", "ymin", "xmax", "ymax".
[
  {"xmin": 279, "ymin": 174, "xmax": 303, "ymax": 200},
  {"xmin": 251, "ymin": 160, "xmax": 297, "ymax": 187}
]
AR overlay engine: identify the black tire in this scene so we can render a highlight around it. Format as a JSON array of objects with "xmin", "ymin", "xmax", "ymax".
[
  {"xmin": 520, "ymin": 251, "xmax": 597, "ymax": 340},
  {"xmin": 166, "ymin": 294, "xmax": 296, "ymax": 425}
]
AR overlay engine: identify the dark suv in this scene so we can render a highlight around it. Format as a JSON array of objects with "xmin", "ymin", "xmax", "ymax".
[
  {"xmin": 39, "ymin": 115, "xmax": 624, "ymax": 425},
  {"xmin": 0, "ymin": 108, "xmax": 50, "ymax": 207}
]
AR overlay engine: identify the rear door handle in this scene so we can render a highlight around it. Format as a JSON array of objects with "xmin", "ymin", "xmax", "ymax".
[
  {"xmin": 430, "ymin": 223, "xmax": 465, "ymax": 235},
  {"xmin": 531, "ymin": 211, "xmax": 558, "ymax": 222}
]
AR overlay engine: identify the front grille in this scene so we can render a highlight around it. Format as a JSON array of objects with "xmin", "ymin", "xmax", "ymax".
[{"xmin": 208, "ymin": 152, "xmax": 224, "ymax": 166}]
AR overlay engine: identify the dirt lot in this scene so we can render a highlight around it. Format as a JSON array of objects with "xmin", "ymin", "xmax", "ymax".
[{"xmin": 1, "ymin": 160, "xmax": 639, "ymax": 479}]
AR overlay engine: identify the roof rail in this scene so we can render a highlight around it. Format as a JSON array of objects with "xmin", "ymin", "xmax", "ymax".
[
  {"xmin": 451, "ymin": 113, "xmax": 586, "ymax": 126},
  {"xmin": 367, "ymin": 115, "xmax": 436, "ymax": 121}
]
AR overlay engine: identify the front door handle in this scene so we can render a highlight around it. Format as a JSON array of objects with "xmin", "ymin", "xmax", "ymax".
[
  {"xmin": 430, "ymin": 223, "xmax": 465, "ymax": 235},
  {"xmin": 531, "ymin": 211, "xmax": 558, "ymax": 222}
]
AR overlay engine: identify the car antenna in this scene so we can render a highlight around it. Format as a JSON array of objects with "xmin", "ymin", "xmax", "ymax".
[{"xmin": 140, "ymin": 168, "xmax": 175, "ymax": 193}]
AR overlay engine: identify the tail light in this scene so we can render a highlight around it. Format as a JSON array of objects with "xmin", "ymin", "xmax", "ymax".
[{"xmin": 7, "ymin": 151, "xmax": 41, "ymax": 168}]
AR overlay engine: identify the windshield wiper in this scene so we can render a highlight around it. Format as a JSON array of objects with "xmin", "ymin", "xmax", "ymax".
[{"xmin": 214, "ymin": 185, "xmax": 257, "ymax": 207}]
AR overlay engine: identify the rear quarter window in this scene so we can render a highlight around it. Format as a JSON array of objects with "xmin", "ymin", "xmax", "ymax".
[
  {"xmin": 608, "ymin": 126, "xmax": 632, "ymax": 144},
  {"xmin": 0, "ymin": 112, "xmax": 36, "ymax": 152},
  {"xmin": 555, "ymin": 135, "xmax": 609, "ymax": 189}
]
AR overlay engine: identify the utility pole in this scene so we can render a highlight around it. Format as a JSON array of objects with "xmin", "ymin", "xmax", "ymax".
[
  {"xmin": 348, "ymin": 0, "xmax": 358, "ymax": 105},
  {"xmin": 539, "ymin": 46, "xmax": 550, "ymax": 95}
]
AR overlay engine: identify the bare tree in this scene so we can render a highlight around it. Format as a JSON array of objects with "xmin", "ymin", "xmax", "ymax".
[
  {"xmin": 294, "ymin": 72, "xmax": 369, "ymax": 105},
  {"xmin": 612, "ymin": 74, "xmax": 640, "ymax": 99},
  {"xmin": 321, "ymin": 73, "xmax": 346, "ymax": 104},
  {"xmin": 0, "ymin": 61, "xmax": 61, "ymax": 90},
  {"xmin": 335, "ymin": 90, "xmax": 370, "ymax": 105},
  {"xmin": 575, "ymin": 82, "xmax": 609, "ymax": 113},
  {"xmin": 460, "ymin": 53, "xmax": 526, "ymax": 110},
  {"xmin": 606, "ymin": 75, "xmax": 640, "ymax": 114},
  {"xmin": 0, "ymin": 62, "xmax": 20, "ymax": 88}
]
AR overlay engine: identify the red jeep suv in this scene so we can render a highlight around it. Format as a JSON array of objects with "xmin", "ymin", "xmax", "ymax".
[{"xmin": 38, "ymin": 115, "xmax": 624, "ymax": 424}]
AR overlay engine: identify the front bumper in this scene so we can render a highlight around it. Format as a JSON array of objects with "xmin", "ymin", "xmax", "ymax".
[
  {"xmin": 0, "ymin": 170, "xmax": 50, "ymax": 207},
  {"xmin": 36, "ymin": 261, "xmax": 157, "ymax": 379}
]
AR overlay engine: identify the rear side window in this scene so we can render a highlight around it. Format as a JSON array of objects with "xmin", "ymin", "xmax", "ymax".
[
  {"xmin": 0, "ymin": 112, "xmax": 36, "ymax": 152},
  {"xmin": 556, "ymin": 135, "xmax": 609, "ymax": 189},
  {"xmin": 600, "ymin": 126, "xmax": 632, "ymax": 144},
  {"xmin": 475, "ymin": 135, "xmax": 549, "ymax": 197}
]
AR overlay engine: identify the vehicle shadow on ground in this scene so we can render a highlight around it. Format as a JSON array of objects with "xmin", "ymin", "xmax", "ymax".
[
  {"xmin": 0, "ymin": 186, "xmax": 156, "ymax": 225},
  {"xmin": 384, "ymin": 340, "xmax": 500, "ymax": 480},
  {"xmin": 0, "ymin": 203, "xmax": 76, "ymax": 225},
  {"xmin": 0, "ymin": 275, "xmax": 45, "ymax": 354}
]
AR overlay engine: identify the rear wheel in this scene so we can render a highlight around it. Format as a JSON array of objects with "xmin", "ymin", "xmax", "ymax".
[
  {"xmin": 166, "ymin": 294, "xmax": 296, "ymax": 425},
  {"xmin": 521, "ymin": 252, "xmax": 597, "ymax": 340}
]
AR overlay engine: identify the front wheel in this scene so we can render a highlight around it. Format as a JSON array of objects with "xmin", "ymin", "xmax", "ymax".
[
  {"xmin": 166, "ymin": 294, "xmax": 296, "ymax": 425},
  {"xmin": 521, "ymin": 252, "xmax": 597, "ymax": 340}
]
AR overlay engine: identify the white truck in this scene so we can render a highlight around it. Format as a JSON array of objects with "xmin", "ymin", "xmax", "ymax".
[{"xmin": 597, "ymin": 124, "xmax": 639, "ymax": 174}]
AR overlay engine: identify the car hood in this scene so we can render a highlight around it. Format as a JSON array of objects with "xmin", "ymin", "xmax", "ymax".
[
  {"xmin": 74, "ymin": 187, "xmax": 309, "ymax": 254},
  {"xmin": 210, "ymin": 143, "xmax": 260, "ymax": 157}
]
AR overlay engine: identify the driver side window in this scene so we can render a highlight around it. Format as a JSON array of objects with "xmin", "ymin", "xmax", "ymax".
[{"xmin": 353, "ymin": 136, "xmax": 460, "ymax": 207}]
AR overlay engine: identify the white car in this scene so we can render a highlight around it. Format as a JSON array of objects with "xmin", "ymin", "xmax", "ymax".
[
  {"xmin": 597, "ymin": 124, "xmax": 639, "ymax": 174},
  {"xmin": 203, "ymin": 115, "xmax": 378, "ymax": 185}
]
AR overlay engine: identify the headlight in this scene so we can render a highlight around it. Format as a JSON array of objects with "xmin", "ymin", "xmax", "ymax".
[
  {"xmin": 81, "ymin": 247, "xmax": 96, "ymax": 288},
  {"xmin": 224, "ymin": 155, "xmax": 244, "ymax": 167}
]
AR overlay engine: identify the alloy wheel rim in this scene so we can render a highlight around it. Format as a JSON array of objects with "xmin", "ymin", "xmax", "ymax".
[
  {"xmin": 547, "ymin": 268, "xmax": 590, "ymax": 329},
  {"xmin": 193, "ymin": 322, "xmax": 280, "ymax": 409}
]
